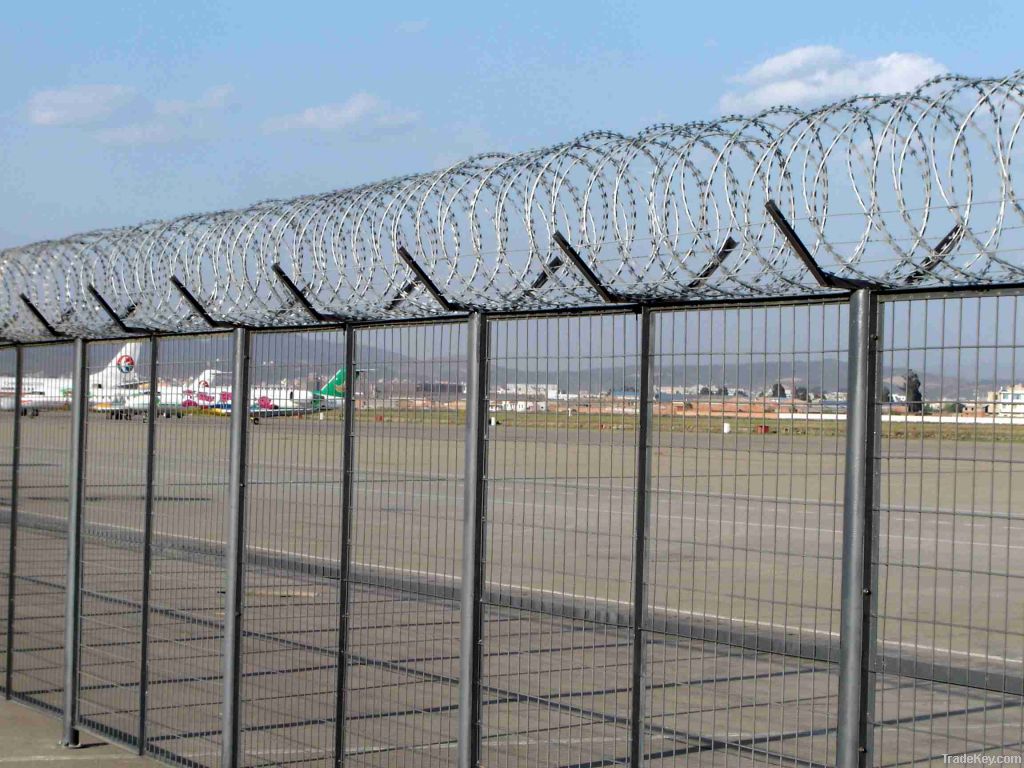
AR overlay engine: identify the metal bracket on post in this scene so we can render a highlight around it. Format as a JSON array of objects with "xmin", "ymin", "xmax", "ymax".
[
  {"xmin": 904, "ymin": 223, "xmax": 965, "ymax": 285},
  {"xmin": 19, "ymin": 295, "xmax": 66, "ymax": 338},
  {"xmin": 170, "ymin": 276, "xmax": 235, "ymax": 329},
  {"xmin": 765, "ymin": 201, "xmax": 877, "ymax": 291},
  {"xmin": 836, "ymin": 288, "xmax": 881, "ymax": 768},
  {"xmin": 552, "ymin": 231, "xmax": 626, "ymax": 304},
  {"xmin": 138, "ymin": 336, "xmax": 158, "ymax": 755},
  {"xmin": 457, "ymin": 312, "xmax": 488, "ymax": 768},
  {"xmin": 395, "ymin": 247, "xmax": 464, "ymax": 313},
  {"xmin": 629, "ymin": 307, "xmax": 654, "ymax": 767},
  {"xmin": 222, "ymin": 327, "xmax": 251, "ymax": 768},
  {"xmin": 527, "ymin": 249, "xmax": 565, "ymax": 294},
  {"xmin": 537, "ymin": 233, "xmax": 735, "ymax": 297},
  {"xmin": 4, "ymin": 345, "xmax": 22, "ymax": 699},
  {"xmin": 333, "ymin": 326, "xmax": 356, "ymax": 768},
  {"xmin": 688, "ymin": 237, "xmax": 738, "ymax": 290},
  {"xmin": 86, "ymin": 285, "xmax": 152, "ymax": 334},
  {"xmin": 61, "ymin": 338, "xmax": 87, "ymax": 749},
  {"xmin": 384, "ymin": 279, "xmax": 419, "ymax": 312},
  {"xmin": 270, "ymin": 263, "xmax": 347, "ymax": 324}
]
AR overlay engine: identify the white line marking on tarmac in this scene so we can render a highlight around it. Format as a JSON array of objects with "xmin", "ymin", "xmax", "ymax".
[{"xmin": 26, "ymin": 513, "xmax": 1024, "ymax": 666}]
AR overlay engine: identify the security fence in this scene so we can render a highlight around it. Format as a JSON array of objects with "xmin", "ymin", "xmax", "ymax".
[
  {"xmin": 3, "ymin": 71, "xmax": 1024, "ymax": 767},
  {"xmin": 0, "ymin": 286, "xmax": 1020, "ymax": 768}
]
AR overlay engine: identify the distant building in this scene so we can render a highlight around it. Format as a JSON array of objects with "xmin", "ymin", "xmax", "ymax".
[
  {"xmin": 498, "ymin": 382, "xmax": 559, "ymax": 397},
  {"xmin": 416, "ymin": 381, "xmax": 466, "ymax": 396},
  {"xmin": 987, "ymin": 384, "xmax": 1024, "ymax": 414},
  {"xmin": 609, "ymin": 388, "xmax": 640, "ymax": 400},
  {"xmin": 658, "ymin": 384, "xmax": 748, "ymax": 397},
  {"xmin": 498, "ymin": 398, "xmax": 549, "ymax": 413}
]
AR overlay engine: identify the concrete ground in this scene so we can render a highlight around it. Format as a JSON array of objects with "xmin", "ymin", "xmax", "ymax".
[{"xmin": 0, "ymin": 699, "xmax": 158, "ymax": 766}]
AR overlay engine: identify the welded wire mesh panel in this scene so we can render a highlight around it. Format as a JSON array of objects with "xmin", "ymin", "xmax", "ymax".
[
  {"xmin": 874, "ymin": 294, "xmax": 1024, "ymax": 764},
  {"xmin": 0, "ymin": 346, "xmax": 15, "ymax": 695},
  {"xmin": 238, "ymin": 329, "xmax": 347, "ymax": 768},
  {"xmin": 344, "ymin": 322, "xmax": 465, "ymax": 766},
  {"xmin": 481, "ymin": 314, "xmax": 638, "ymax": 767},
  {"xmin": 645, "ymin": 303, "xmax": 848, "ymax": 766},
  {"xmin": 144, "ymin": 334, "xmax": 232, "ymax": 767},
  {"xmin": 76, "ymin": 339, "xmax": 148, "ymax": 746},
  {"xmin": 9, "ymin": 343, "xmax": 74, "ymax": 713}
]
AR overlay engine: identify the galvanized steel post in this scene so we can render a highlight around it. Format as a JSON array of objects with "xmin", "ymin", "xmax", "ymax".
[
  {"xmin": 4, "ymin": 345, "xmax": 22, "ymax": 698},
  {"xmin": 836, "ymin": 289, "xmax": 881, "ymax": 768},
  {"xmin": 138, "ymin": 336, "xmax": 159, "ymax": 753},
  {"xmin": 222, "ymin": 328, "xmax": 251, "ymax": 768},
  {"xmin": 61, "ymin": 338, "xmax": 88, "ymax": 748},
  {"xmin": 629, "ymin": 308, "xmax": 654, "ymax": 767},
  {"xmin": 458, "ymin": 313, "xmax": 488, "ymax": 768},
  {"xmin": 334, "ymin": 326, "xmax": 356, "ymax": 767}
]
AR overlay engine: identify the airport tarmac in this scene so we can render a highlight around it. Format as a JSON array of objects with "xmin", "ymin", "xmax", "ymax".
[{"xmin": 1, "ymin": 411, "xmax": 1021, "ymax": 766}]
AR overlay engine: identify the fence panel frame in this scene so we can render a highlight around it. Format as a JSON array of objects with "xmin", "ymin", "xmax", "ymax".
[
  {"xmin": 458, "ymin": 311, "xmax": 488, "ymax": 768},
  {"xmin": 3, "ymin": 345, "xmax": 22, "ymax": 698},
  {"xmin": 1, "ymin": 279, "xmax": 1020, "ymax": 766},
  {"xmin": 61, "ymin": 338, "xmax": 87, "ymax": 748},
  {"xmin": 836, "ymin": 288, "xmax": 882, "ymax": 768},
  {"xmin": 222, "ymin": 327, "xmax": 251, "ymax": 768},
  {"xmin": 333, "ymin": 324, "xmax": 356, "ymax": 767},
  {"xmin": 137, "ymin": 335, "xmax": 158, "ymax": 755},
  {"xmin": 629, "ymin": 306, "xmax": 654, "ymax": 767}
]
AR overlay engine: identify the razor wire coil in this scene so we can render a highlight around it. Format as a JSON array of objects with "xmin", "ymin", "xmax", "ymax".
[{"xmin": 2, "ymin": 71, "xmax": 1024, "ymax": 339}]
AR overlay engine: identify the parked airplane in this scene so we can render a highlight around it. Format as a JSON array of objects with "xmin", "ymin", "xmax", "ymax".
[
  {"xmin": 0, "ymin": 342, "xmax": 143, "ymax": 415},
  {"xmin": 121, "ymin": 367, "xmax": 356, "ymax": 421},
  {"xmin": 113, "ymin": 368, "xmax": 226, "ymax": 418}
]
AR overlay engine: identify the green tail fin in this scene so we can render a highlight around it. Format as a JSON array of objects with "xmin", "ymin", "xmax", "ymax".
[{"xmin": 318, "ymin": 368, "xmax": 349, "ymax": 398}]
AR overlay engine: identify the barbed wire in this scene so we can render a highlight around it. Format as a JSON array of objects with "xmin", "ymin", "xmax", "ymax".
[{"xmin": 1, "ymin": 70, "xmax": 1024, "ymax": 340}]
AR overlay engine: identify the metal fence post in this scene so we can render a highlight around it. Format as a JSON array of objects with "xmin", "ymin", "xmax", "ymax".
[
  {"xmin": 458, "ymin": 313, "xmax": 488, "ymax": 768},
  {"xmin": 630, "ymin": 307, "xmax": 654, "ymax": 767},
  {"xmin": 4, "ymin": 345, "xmax": 22, "ymax": 698},
  {"xmin": 836, "ymin": 289, "xmax": 881, "ymax": 768},
  {"xmin": 222, "ymin": 328, "xmax": 251, "ymax": 768},
  {"xmin": 138, "ymin": 336, "xmax": 159, "ymax": 753},
  {"xmin": 61, "ymin": 338, "xmax": 88, "ymax": 748},
  {"xmin": 334, "ymin": 326, "xmax": 356, "ymax": 767}
]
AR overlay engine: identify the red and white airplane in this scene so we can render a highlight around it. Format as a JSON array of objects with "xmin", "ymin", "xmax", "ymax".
[{"xmin": 0, "ymin": 342, "xmax": 143, "ymax": 415}]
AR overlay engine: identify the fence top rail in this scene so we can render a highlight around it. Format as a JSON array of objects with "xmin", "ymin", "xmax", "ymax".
[{"xmin": 2, "ymin": 70, "xmax": 1024, "ymax": 341}]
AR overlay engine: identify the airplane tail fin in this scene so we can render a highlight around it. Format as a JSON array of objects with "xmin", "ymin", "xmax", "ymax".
[
  {"xmin": 188, "ymin": 369, "xmax": 225, "ymax": 391},
  {"xmin": 91, "ymin": 342, "xmax": 142, "ymax": 387},
  {"xmin": 318, "ymin": 368, "xmax": 349, "ymax": 397}
]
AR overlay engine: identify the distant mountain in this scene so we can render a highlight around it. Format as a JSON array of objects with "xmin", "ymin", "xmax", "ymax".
[{"xmin": 13, "ymin": 338, "xmax": 1013, "ymax": 399}]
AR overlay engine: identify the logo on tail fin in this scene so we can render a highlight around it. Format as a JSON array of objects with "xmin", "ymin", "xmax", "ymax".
[
  {"xmin": 320, "ymin": 368, "xmax": 348, "ymax": 397},
  {"xmin": 116, "ymin": 355, "xmax": 135, "ymax": 375}
]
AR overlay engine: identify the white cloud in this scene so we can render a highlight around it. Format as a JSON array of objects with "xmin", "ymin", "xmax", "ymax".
[
  {"xmin": 734, "ymin": 45, "xmax": 845, "ymax": 86},
  {"xmin": 56, "ymin": 85, "xmax": 236, "ymax": 145},
  {"xmin": 154, "ymin": 85, "xmax": 233, "ymax": 116},
  {"xmin": 396, "ymin": 19, "xmax": 429, "ymax": 34},
  {"xmin": 27, "ymin": 84, "xmax": 134, "ymax": 126},
  {"xmin": 719, "ymin": 47, "xmax": 947, "ymax": 113},
  {"xmin": 94, "ymin": 121, "xmax": 181, "ymax": 146},
  {"xmin": 376, "ymin": 108, "xmax": 420, "ymax": 129},
  {"xmin": 264, "ymin": 93, "xmax": 418, "ymax": 133}
]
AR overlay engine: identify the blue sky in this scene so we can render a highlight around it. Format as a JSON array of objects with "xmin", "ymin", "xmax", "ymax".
[{"xmin": 1, "ymin": 0, "xmax": 1021, "ymax": 249}]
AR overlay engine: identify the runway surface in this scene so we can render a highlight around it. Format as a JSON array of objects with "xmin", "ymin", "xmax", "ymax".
[{"xmin": 1, "ymin": 412, "xmax": 1022, "ymax": 767}]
